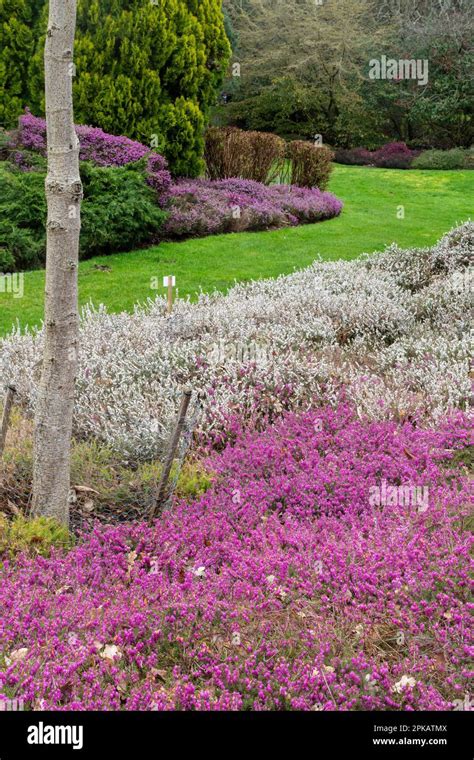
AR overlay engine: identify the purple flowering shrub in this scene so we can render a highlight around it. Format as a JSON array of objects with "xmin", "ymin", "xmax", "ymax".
[
  {"xmin": 163, "ymin": 178, "xmax": 343, "ymax": 238},
  {"xmin": 14, "ymin": 111, "xmax": 46, "ymax": 154},
  {"xmin": 18, "ymin": 110, "xmax": 145, "ymax": 166},
  {"xmin": 373, "ymin": 142, "xmax": 420, "ymax": 169},
  {"xmin": 0, "ymin": 405, "xmax": 471, "ymax": 710},
  {"xmin": 13, "ymin": 110, "xmax": 172, "ymax": 196},
  {"xmin": 335, "ymin": 142, "xmax": 419, "ymax": 169},
  {"xmin": 145, "ymin": 153, "xmax": 172, "ymax": 200},
  {"xmin": 334, "ymin": 147, "xmax": 374, "ymax": 166}
]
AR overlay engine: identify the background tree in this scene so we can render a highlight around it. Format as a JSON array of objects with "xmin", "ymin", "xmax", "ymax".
[
  {"xmin": 217, "ymin": 0, "xmax": 472, "ymax": 148},
  {"xmin": 374, "ymin": 0, "xmax": 473, "ymax": 147},
  {"xmin": 217, "ymin": 0, "xmax": 386, "ymax": 146},
  {"xmin": 32, "ymin": 0, "xmax": 82, "ymax": 526}
]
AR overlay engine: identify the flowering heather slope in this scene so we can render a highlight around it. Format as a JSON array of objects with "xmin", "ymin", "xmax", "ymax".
[
  {"xmin": 0, "ymin": 406, "xmax": 472, "ymax": 710},
  {"xmin": 1, "ymin": 223, "xmax": 472, "ymax": 458},
  {"xmin": 163, "ymin": 178, "xmax": 342, "ymax": 237},
  {"xmin": 16, "ymin": 111, "xmax": 152, "ymax": 167}
]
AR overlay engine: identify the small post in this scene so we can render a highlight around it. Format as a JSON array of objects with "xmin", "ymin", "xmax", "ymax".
[
  {"xmin": 0, "ymin": 385, "xmax": 16, "ymax": 458},
  {"xmin": 164, "ymin": 275, "xmax": 176, "ymax": 314},
  {"xmin": 149, "ymin": 386, "xmax": 192, "ymax": 521}
]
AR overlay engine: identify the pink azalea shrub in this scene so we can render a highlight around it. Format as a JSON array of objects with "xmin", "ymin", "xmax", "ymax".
[
  {"xmin": 0, "ymin": 406, "xmax": 471, "ymax": 710},
  {"xmin": 163, "ymin": 178, "xmax": 343, "ymax": 238}
]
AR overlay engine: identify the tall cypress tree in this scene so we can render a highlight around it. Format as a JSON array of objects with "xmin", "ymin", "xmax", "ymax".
[
  {"xmin": 27, "ymin": 0, "xmax": 231, "ymax": 176},
  {"xmin": 0, "ymin": 0, "xmax": 43, "ymax": 128}
]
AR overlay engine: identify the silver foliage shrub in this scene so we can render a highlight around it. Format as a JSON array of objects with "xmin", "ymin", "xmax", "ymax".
[{"xmin": 1, "ymin": 223, "xmax": 472, "ymax": 459}]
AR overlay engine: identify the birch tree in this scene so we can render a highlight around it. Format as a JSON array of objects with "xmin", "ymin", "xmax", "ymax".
[{"xmin": 32, "ymin": 0, "xmax": 82, "ymax": 526}]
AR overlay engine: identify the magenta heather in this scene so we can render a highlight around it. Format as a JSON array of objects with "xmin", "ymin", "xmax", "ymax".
[
  {"xmin": 163, "ymin": 178, "xmax": 343, "ymax": 237},
  {"xmin": 0, "ymin": 406, "xmax": 471, "ymax": 710},
  {"xmin": 18, "ymin": 110, "xmax": 148, "ymax": 167},
  {"xmin": 16, "ymin": 110, "xmax": 173, "ymax": 196},
  {"xmin": 335, "ymin": 142, "xmax": 420, "ymax": 169}
]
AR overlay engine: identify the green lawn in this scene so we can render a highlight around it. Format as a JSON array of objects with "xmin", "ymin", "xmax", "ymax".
[{"xmin": 1, "ymin": 165, "xmax": 472, "ymax": 336}]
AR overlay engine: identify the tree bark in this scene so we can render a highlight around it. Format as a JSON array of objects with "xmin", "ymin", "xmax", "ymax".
[{"xmin": 32, "ymin": 0, "xmax": 81, "ymax": 526}]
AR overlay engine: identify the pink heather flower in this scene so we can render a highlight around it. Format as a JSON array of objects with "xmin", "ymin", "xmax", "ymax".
[{"xmin": 0, "ymin": 405, "xmax": 471, "ymax": 711}]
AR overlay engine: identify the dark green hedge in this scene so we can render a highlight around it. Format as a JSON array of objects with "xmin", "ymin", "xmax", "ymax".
[{"xmin": 0, "ymin": 161, "xmax": 167, "ymax": 271}]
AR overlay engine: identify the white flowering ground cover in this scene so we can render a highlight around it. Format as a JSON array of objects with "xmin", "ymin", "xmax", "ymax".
[{"xmin": 1, "ymin": 223, "xmax": 472, "ymax": 461}]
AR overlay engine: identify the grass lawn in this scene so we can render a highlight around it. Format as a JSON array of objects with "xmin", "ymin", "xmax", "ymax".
[{"xmin": 1, "ymin": 165, "xmax": 472, "ymax": 336}]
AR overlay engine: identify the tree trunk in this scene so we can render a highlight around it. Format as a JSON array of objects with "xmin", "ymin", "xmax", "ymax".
[{"xmin": 32, "ymin": 0, "xmax": 81, "ymax": 526}]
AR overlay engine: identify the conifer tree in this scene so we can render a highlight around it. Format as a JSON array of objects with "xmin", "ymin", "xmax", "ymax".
[
  {"xmin": 0, "ymin": 0, "xmax": 43, "ymax": 128},
  {"xmin": 28, "ymin": 0, "xmax": 231, "ymax": 175}
]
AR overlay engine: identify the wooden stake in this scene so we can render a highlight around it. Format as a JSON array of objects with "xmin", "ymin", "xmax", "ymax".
[
  {"xmin": 164, "ymin": 275, "xmax": 175, "ymax": 314},
  {"xmin": 0, "ymin": 385, "xmax": 16, "ymax": 458},
  {"xmin": 149, "ymin": 387, "xmax": 192, "ymax": 521}
]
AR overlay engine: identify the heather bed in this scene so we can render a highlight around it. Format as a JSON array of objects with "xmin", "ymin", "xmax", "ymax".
[
  {"xmin": 0, "ymin": 406, "xmax": 471, "ymax": 710},
  {"xmin": 334, "ymin": 142, "xmax": 473, "ymax": 170},
  {"xmin": 2, "ymin": 223, "xmax": 471, "ymax": 460},
  {"xmin": 162, "ymin": 178, "xmax": 342, "ymax": 239},
  {"xmin": 0, "ymin": 112, "xmax": 342, "ymax": 272},
  {"xmin": 1, "ymin": 165, "xmax": 471, "ymax": 337},
  {"xmin": 0, "ymin": 224, "xmax": 472, "ymax": 712}
]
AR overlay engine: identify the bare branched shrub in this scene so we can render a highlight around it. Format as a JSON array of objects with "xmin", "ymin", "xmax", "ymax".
[
  {"xmin": 244, "ymin": 131, "xmax": 286, "ymax": 183},
  {"xmin": 204, "ymin": 127, "xmax": 247, "ymax": 179},
  {"xmin": 205, "ymin": 127, "xmax": 285, "ymax": 183},
  {"xmin": 287, "ymin": 140, "xmax": 334, "ymax": 190},
  {"xmin": 287, "ymin": 141, "xmax": 334, "ymax": 189}
]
